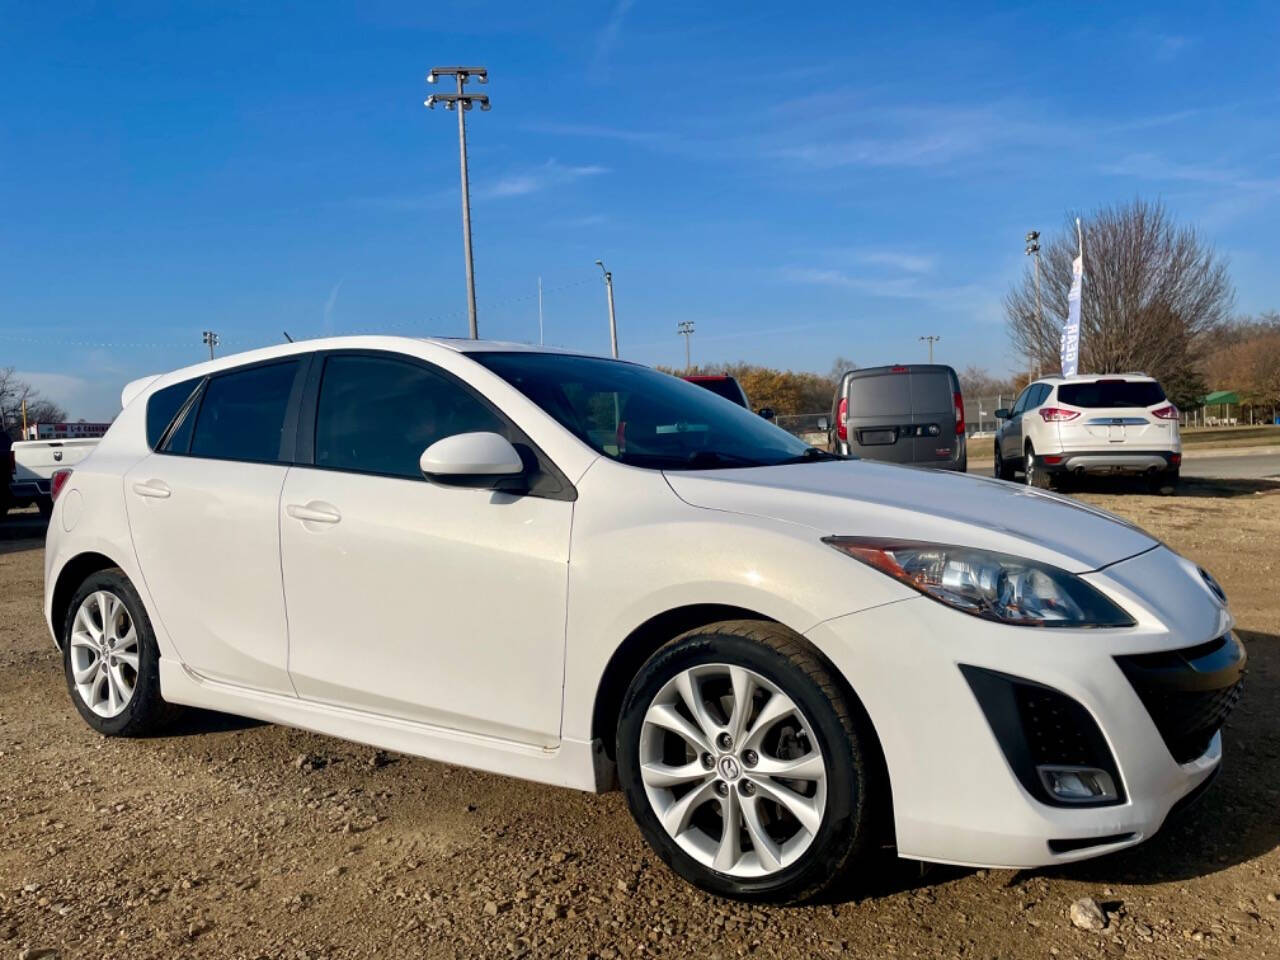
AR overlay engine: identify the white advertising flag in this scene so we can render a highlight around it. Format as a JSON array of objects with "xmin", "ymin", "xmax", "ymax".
[{"xmin": 1061, "ymin": 254, "xmax": 1082, "ymax": 376}]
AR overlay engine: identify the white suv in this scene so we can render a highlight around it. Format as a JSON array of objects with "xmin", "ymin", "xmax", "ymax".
[
  {"xmin": 43, "ymin": 338, "xmax": 1238, "ymax": 902},
  {"xmin": 994, "ymin": 374, "xmax": 1181, "ymax": 491}
]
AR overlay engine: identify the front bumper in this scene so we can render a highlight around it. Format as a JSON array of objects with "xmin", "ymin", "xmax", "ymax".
[
  {"xmin": 1035, "ymin": 449, "xmax": 1180, "ymax": 476},
  {"xmin": 805, "ymin": 546, "xmax": 1238, "ymax": 868}
]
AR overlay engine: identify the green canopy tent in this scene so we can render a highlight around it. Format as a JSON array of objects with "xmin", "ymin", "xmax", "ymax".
[{"xmin": 1201, "ymin": 390, "xmax": 1239, "ymax": 426}]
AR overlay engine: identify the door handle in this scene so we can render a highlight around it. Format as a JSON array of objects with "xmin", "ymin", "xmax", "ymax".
[
  {"xmin": 286, "ymin": 502, "xmax": 342, "ymax": 525},
  {"xmin": 131, "ymin": 480, "xmax": 171, "ymax": 499}
]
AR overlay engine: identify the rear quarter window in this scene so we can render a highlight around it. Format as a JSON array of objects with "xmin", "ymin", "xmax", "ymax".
[
  {"xmin": 911, "ymin": 372, "xmax": 954, "ymax": 414},
  {"xmin": 145, "ymin": 377, "xmax": 202, "ymax": 450},
  {"xmin": 1058, "ymin": 381, "xmax": 1166, "ymax": 408}
]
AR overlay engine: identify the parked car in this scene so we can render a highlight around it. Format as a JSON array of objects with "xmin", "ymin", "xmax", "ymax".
[
  {"xmin": 829, "ymin": 364, "xmax": 966, "ymax": 471},
  {"xmin": 10, "ymin": 438, "xmax": 99, "ymax": 517},
  {"xmin": 993, "ymin": 373, "xmax": 1181, "ymax": 492},
  {"xmin": 45, "ymin": 337, "xmax": 1242, "ymax": 902},
  {"xmin": 683, "ymin": 374, "xmax": 775, "ymax": 420}
]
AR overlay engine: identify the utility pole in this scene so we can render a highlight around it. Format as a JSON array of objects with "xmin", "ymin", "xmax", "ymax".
[
  {"xmin": 918, "ymin": 335, "xmax": 941, "ymax": 363},
  {"xmin": 1025, "ymin": 230, "xmax": 1043, "ymax": 377},
  {"xmin": 202, "ymin": 330, "xmax": 220, "ymax": 359},
  {"xmin": 537, "ymin": 276, "xmax": 544, "ymax": 346},
  {"xmin": 594, "ymin": 260, "xmax": 619, "ymax": 358},
  {"xmin": 678, "ymin": 321, "xmax": 695, "ymax": 369},
  {"xmin": 426, "ymin": 66, "xmax": 490, "ymax": 339}
]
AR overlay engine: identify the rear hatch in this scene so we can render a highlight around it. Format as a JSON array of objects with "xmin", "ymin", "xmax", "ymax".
[
  {"xmin": 1053, "ymin": 379, "xmax": 1178, "ymax": 452},
  {"xmin": 845, "ymin": 366, "xmax": 958, "ymax": 465}
]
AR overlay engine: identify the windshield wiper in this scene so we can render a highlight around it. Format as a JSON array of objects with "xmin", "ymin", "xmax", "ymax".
[{"xmin": 776, "ymin": 447, "xmax": 840, "ymax": 464}]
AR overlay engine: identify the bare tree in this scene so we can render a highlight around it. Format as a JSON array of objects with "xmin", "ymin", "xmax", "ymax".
[
  {"xmin": 1005, "ymin": 199, "xmax": 1234, "ymax": 404},
  {"xmin": 0, "ymin": 367, "xmax": 69, "ymax": 438}
]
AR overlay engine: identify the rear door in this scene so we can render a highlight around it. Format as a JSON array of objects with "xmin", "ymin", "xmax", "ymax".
[
  {"xmin": 908, "ymin": 369, "xmax": 957, "ymax": 465},
  {"xmin": 845, "ymin": 370, "xmax": 914, "ymax": 464},
  {"xmin": 124, "ymin": 357, "xmax": 306, "ymax": 696}
]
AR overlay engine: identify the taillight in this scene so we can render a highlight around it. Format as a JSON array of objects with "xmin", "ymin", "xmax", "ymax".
[
  {"xmin": 953, "ymin": 391, "xmax": 965, "ymax": 435},
  {"xmin": 1170, "ymin": 453, "xmax": 1182, "ymax": 466},
  {"xmin": 51, "ymin": 468, "xmax": 73, "ymax": 501},
  {"xmin": 1039, "ymin": 407, "xmax": 1080, "ymax": 422},
  {"xmin": 1152, "ymin": 404, "xmax": 1178, "ymax": 420},
  {"xmin": 837, "ymin": 397, "xmax": 848, "ymax": 442}
]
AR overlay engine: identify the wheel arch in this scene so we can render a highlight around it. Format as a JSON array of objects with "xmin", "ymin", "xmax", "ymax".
[
  {"xmin": 49, "ymin": 551, "xmax": 123, "ymax": 649},
  {"xmin": 589, "ymin": 605, "xmax": 894, "ymax": 830}
]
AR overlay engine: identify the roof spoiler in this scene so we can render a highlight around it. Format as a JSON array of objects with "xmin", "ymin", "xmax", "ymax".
[{"xmin": 121, "ymin": 374, "xmax": 162, "ymax": 410}]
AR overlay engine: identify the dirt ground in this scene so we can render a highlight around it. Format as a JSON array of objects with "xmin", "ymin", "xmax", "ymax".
[{"xmin": 2, "ymin": 479, "xmax": 1278, "ymax": 960}]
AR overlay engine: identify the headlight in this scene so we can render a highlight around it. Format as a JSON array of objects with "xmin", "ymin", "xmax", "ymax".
[{"xmin": 823, "ymin": 537, "xmax": 1135, "ymax": 628}]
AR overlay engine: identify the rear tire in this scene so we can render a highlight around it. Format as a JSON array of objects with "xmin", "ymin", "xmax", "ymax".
[
  {"xmin": 1149, "ymin": 469, "xmax": 1179, "ymax": 495},
  {"xmin": 616, "ymin": 620, "xmax": 881, "ymax": 903},
  {"xmin": 62, "ymin": 568, "xmax": 179, "ymax": 737},
  {"xmin": 1025, "ymin": 444, "xmax": 1055, "ymax": 490}
]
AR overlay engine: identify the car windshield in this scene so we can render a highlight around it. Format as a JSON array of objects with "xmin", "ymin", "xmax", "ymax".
[
  {"xmin": 1058, "ymin": 380, "xmax": 1166, "ymax": 409},
  {"xmin": 473, "ymin": 352, "xmax": 826, "ymax": 470}
]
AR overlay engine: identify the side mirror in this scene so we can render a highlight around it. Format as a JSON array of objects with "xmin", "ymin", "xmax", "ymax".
[
  {"xmin": 420, "ymin": 432, "xmax": 524, "ymax": 487},
  {"xmin": 994, "ymin": 408, "xmax": 1010, "ymax": 420},
  {"xmin": 757, "ymin": 407, "xmax": 776, "ymax": 421}
]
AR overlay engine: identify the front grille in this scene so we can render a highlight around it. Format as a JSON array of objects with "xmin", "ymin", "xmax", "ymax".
[{"xmin": 1116, "ymin": 635, "xmax": 1246, "ymax": 765}]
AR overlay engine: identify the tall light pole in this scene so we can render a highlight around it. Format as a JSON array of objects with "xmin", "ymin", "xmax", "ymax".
[
  {"xmin": 1025, "ymin": 230, "xmax": 1043, "ymax": 377},
  {"xmin": 678, "ymin": 321, "xmax": 695, "ymax": 369},
  {"xmin": 202, "ymin": 330, "xmax": 220, "ymax": 359},
  {"xmin": 426, "ymin": 66, "xmax": 490, "ymax": 339},
  {"xmin": 918, "ymin": 334, "xmax": 940, "ymax": 363},
  {"xmin": 594, "ymin": 259, "xmax": 619, "ymax": 358}
]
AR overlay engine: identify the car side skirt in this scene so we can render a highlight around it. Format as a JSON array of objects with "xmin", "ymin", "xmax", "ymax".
[{"xmin": 158, "ymin": 659, "xmax": 611, "ymax": 792}]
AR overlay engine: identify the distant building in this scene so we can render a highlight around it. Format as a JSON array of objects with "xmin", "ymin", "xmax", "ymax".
[{"xmin": 23, "ymin": 421, "xmax": 112, "ymax": 440}]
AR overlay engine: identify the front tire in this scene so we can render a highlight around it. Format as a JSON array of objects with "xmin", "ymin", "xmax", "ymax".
[
  {"xmin": 62, "ymin": 568, "xmax": 178, "ymax": 736},
  {"xmin": 616, "ymin": 620, "xmax": 880, "ymax": 903},
  {"xmin": 994, "ymin": 443, "xmax": 1015, "ymax": 481}
]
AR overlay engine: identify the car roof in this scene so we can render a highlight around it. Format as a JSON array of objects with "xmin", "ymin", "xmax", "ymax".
[
  {"xmin": 845, "ymin": 363, "xmax": 958, "ymax": 378},
  {"xmin": 120, "ymin": 335, "xmax": 622, "ymax": 410}
]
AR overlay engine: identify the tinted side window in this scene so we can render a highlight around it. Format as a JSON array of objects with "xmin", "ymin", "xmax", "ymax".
[
  {"xmin": 1011, "ymin": 387, "xmax": 1033, "ymax": 415},
  {"xmin": 145, "ymin": 377, "xmax": 202, "ymax": 450},
  {"xmin": 189, "ymin": 361, "xmax": 300, "ymax": 463},
  {"xmin": 314, "ymin": 355, "xmax": 507, "ymax": 479}
]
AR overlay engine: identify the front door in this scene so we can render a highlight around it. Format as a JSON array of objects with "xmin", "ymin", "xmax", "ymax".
[{"xmin": 279, "ymin": 352, "xmax": 572, "ymax": 746}]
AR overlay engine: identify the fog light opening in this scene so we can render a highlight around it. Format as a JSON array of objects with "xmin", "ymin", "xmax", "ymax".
[{"xmin": 1037, "ymin": 765, "xmax": 1118, "ymax": 803}]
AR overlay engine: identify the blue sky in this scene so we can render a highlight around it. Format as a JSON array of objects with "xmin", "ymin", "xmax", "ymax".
[{"xmin": 3, "ymin": 1, "xmax": 1278, "ymax": 418}]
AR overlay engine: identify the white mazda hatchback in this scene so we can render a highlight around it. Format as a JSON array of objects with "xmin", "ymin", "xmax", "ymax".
[{"xmin": 44, "ymin": 337, "xmax": 1244, "ymax": 902}]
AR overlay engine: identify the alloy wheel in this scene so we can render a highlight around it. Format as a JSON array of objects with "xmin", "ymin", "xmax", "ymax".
[
  {"xmin": 637, "ymin": 663, "xmax": 827, "ymax": 878},
  {"xmin": 69, "ymin": 590, "xmax": 139, "ymax": 718}
]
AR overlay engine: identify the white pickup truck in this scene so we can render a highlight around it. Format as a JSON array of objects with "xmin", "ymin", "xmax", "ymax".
[{"xmin": 7, "ymin": 438, "xmax": 99, "ymax": 517}]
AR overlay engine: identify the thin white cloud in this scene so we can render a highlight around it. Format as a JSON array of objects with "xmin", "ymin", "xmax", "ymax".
[
  {"xmin": 593, "ymin": 0, "xmax": 636, "ymax": 75},
  {"xmin": 483, "ymin": 160, "xmax": 609, "ymax": 199},
  {"xmin": 522, "ymin": 120, "xmax": 661, "ymax": 144},
  {"xmin": 853, "ymin": 250, "xmax": 936, "ymax": 274},
  {"xmin": 1099, "ymin": 152, "xmax": 1280, "ymax": 194},
  {"xmin": 323, "ymin": 279, "xmax": 343, "ymax": 332}
]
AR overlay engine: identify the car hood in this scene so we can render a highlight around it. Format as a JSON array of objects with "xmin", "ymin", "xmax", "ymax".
[{"xmin": 664, "ymin": 459, "xmax": 1157, "ymax": 574}]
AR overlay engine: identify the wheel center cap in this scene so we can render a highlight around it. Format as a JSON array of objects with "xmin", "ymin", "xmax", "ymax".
[{"xmin": 717, "ymin": 756, "xmax": 741, "ymax": 781}]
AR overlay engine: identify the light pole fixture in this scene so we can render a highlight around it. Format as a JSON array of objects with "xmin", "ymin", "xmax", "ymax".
[
  {"xmin": 678, "ymin": 320, "xmax": 695, "ymax": 369},
  {"xmin": 426, "ymin": 66, "xmax": 490, "ymax": 339},
  {"xmin": 595, "ymin": 259, "xmax": 619, "ymax": 358},
  {"xmin": 918, "ymin": 334, "xmax": 940, "ymax": 363},
  {"xmin": 202, "ymin": 330, "xmax": 220, "ymax": 359},
  {"xmin": 1025, "ymin": 229, "xmax": 1043, "ymax": 376}
]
